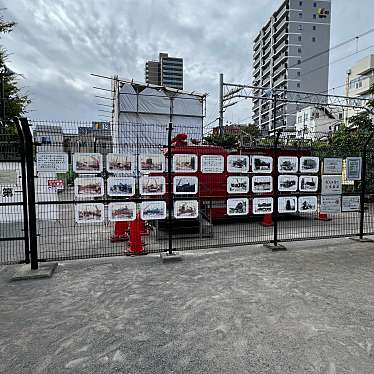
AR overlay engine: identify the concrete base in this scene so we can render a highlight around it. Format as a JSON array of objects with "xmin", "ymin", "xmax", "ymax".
[
  {"xmin": 160, "ymin": 252, "xmax": 183, "ymax": 263},
  {"xmin": 10, "ymin": 263, "xmax": 58, "ymax": 281},
  {"xmin": 263, "ymin": 243, "xmax": 287, "ymax": 252},
  {"xmin": 349, "ymin": 237, "xmax": 374, "ymax": 243}
]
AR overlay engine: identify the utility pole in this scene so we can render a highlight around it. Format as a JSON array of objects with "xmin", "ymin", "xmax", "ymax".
[{"xmin": 219, "ymin": 73, "xmax": 224, "ymax": 136}]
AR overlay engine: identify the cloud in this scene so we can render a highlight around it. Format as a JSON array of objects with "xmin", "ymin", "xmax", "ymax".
[{"xmin": 2, "ymin": 0, "xmax": 374, "ymax": 127}]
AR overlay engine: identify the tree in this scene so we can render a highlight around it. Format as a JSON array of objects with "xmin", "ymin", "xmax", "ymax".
[
  {"xmin": 0, "ymin": 13, "xmax": 30, "ymax": 134},
  {"xmin": 203, "ymin": 133, "xmax": 239, "ymax": 149}
]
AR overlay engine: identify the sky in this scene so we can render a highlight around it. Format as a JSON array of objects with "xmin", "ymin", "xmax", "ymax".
[{"xmin": 2, "ymin": 0, "xmax": 374, "ymax": 130}]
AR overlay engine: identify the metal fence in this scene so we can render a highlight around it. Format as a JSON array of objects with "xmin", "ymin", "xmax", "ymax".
[{"xmin": 1, "ymin": 118, "xmax": 374, "ymax": 265}]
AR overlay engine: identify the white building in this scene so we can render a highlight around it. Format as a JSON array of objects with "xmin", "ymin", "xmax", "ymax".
[
  {"xmin": 295, "ymin": 106, "xmax": 343, "ymax": 140},
  {"xmin": 345, "ymin": 54, "xmax": 374, "ymax": 122}
]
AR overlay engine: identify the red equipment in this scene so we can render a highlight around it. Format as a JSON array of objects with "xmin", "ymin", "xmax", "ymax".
[{"xmin": 111, "ymin": 221, "xmax": 130, "ymax": 242}]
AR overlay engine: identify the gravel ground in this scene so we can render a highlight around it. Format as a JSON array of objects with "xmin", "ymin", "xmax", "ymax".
[{"xmin": 1, "ymin": 237, "xmax": 374, "ymax": 373}]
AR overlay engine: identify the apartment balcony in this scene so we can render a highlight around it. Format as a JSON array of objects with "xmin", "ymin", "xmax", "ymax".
[
  {"xmin": 273, "ymin": 53, "xmax": 287, "ymax": 70},
  {"xmin": 263, "ymin": 46, "xmax": 271, "ymax": 60},
  {"xmin": 273, "ymin": 18, "xmax": 288, "ymax": 38},
  {"xmin": 273, "ymin": 64, "xmax": 287, "ymax": 81},
  {"xmin": 254, "ymin": 47, "xmax": 261, "ymax": 60},
  {"xmin": 273, "ymin": 3, "xmax": 288, "ymax": 24},
  {"xmin": 273, "ymin": 39, "xmax": 288, "ymax": 57}
]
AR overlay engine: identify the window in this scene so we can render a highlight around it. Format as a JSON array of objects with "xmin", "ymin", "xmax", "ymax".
[
  {"xmin": 313, "ymin": 14, "xmax": 316, "ymax": 19},
  {"xmin": 297, "ymin": 71, "xmax": 301, "ymax": 77},
  {"xmin": 312, "ymin": 37, "xmax": 316, "ymax": 42},
  {"xmin": 298, "ymin": 48, "xmax": 302, "ymax": 53},
  {"xmin": 313, "ymin": 2, "xmax": 317, "ymax": 7},
  {"xmin": 313, "ymin": 25, "xmax": 316, "ymax": 30},
  {"xmin": 298, "ymin": 59, "xmax": 301, "ymax": 64},
  {"xmin": 298, "ymin": 36, "xmax": 302, "ymax": 41},
  {"xmin": 315, "ymin": 112, "xmax": 319, "ymax": 119},
  {"xmin": 298, "ymin": 24, "xmax": 303, "ymax": 30},
  {"xmin": 299, "ymin": 1, "xmax": 303, "ymax": 5},
  {"xmin": 297, "ymin": 83, "xmax": 301, "ymax": 88},
  {"xmin": 299, "ymin": 12, "xmax": 303, "ymax": 18}
]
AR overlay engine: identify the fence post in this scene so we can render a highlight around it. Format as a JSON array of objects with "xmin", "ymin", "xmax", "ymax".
[
  {"xmin": 358, "ymin": 131, "xmax": 374, "ymax": 240},
  {"xmin": 167, "ymin": 121, "xmax": 173, "ymax": 255},
  {"xmin": 12, "ymin": 118, "xmax": 30, "ymax": 264},
  {"xmin": 20, "ymin": 117, "xmax": 38, "ymax": 270}
]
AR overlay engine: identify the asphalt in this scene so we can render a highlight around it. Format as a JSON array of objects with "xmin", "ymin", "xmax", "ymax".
[{"xmin": 1, "ymin": 238, "xmax": 374, "ymax": 373}]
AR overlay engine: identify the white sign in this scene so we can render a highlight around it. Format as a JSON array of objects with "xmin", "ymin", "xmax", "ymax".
[
  {"xmin": 140, "ymin": 201, "xmax": 167, "ymax": 220},
  {"xmin": 278, "ymin": 196, "xmax": 297, "ymax": 213},
  {"xmin": 253, "ymin": 197, "xmax": 273, "ymax": 214},
  {"xmin": 108, "ymin": 202, "xmax": 136, "ymax": 222},
  {"xmin": 341, "ymin": 195, "xmax": 360, "ymax": 212},
  {"xmin": 173, "ymin": 154, "xmax": 198, "ymax": 173},
  {"xmin": 0, "ymin": 170, "xmax": 17, "ymax": 185},
  {"xmin": 75, "ymin": 203, "xmax": 105, "ymax": 223},
  {"xmin": 106, "ymin": 154, "xmax": 134, "ymax": 173},
  {"xmin": 323, "ymin": 158, "xmax": 342, "ymax": 175},
  {"xmin": 346, "ymin": 157, "xmax": 362, "ymax": 180},
  {"xmin": 227, "ymin": 198, "xmax": 249, "ymax": 216},
  {"xmin": 139, "ymin": 154, "xmax": 165, "ymax": 173},
  {"xmin": 298, "ymin": 196, "xmax": 318, "ymax": 213},
  {"xmin": 140, "ymin": 176, "xmax": 166, "ymax": 196},
  {"xmin": 278, "ymin": 157, "xmax": 298, "ymax": 173},
  {"xmin": 107, "ymin": 177, "xmax": 135, "ymax": 196},
  {"xmin": 73, "ymin": 153, "xmax": 103, "ymax": 174},
  {"xmin": 174, "ymin": 200, "xmax": 199, "ymax": 219},
  {"xmin": 227, "ymin": 155, "xmax": 249, "ymax": 173},
  {"xmin": 201, "ymin": 155, "xmax": 224, "ymax": 173},
  {"xmin": 321, "ymin": 175, "xmax": 342, "ymax": 195},
  {"xmin": 252, "ymin": 175, "xmax": 273, "ymax": 193},
  {"xmin": 300, "ymin": 157, "xmax": 319, "ymax": 173},
  {"xmin": 320, "ymin": 195, "xmax": 341, "ymax": 213},
  {"xmin": 74, "ymin": 177, "xmax": 104, "ymax": 198},
  {"xmin": 36, "ymin": 152, "xmax": 68, "ymax": 173},
  {"xmin": 251, "ymin": 156, "xmax": 273, "ymax": 173},
  {"xmin": 227, "ymin": 176, "xmax": 249, "ymax": 194}
]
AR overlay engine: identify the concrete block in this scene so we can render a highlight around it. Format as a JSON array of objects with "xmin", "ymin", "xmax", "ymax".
[
  {"xmin": 10, "ymin": 263, "xmax": 58, "ymax": 281},
  {"xmin": 263, "ymin": 243, "xmax": 287, "ymax": 251},
  {"xmin": 349, "ymin": 237, "xmax": 374, "ymax": 243},
  {"xmin": 160, "ymin": 252, "xmax": 183, "ymax": 263}
]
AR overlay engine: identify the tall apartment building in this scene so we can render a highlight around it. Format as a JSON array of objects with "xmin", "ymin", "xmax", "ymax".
[
  {"xmin": 145, "ymin": 53, "xmax": 183, "ymax": 90},
  {"xmin": 252, "ymin": 0, "xmax": 331, "ymax": 134}
]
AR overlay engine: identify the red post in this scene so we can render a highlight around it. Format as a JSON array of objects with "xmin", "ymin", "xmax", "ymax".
[
  {"xmin": 261, "ymin": 213, "xmax": 273, "ymax": 227},
  {"xmin": 127, "ymin": 216, "xmax": 145, "ymax": 255},
  {"xmin": 111, "ymin": 221, "xmax": 130, "ymax": 242}
]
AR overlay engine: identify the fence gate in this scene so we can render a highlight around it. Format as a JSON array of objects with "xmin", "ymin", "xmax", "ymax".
[{"xmin": 0, "ymin": 122, "xmax": 29, "ymax": 265}]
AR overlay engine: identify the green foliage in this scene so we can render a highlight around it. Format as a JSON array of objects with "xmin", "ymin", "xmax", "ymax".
[
  {"xmin": 0, "ymin": 14, "xmax": 30, "ymax": 134},
  {"xmin": 203, "ymin": 133, "xmax": 239, "ymax": 149}
]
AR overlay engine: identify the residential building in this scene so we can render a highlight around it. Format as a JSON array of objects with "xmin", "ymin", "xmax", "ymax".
[
  {"xmin": 145, "ymin": 53, "xmax": 183, "ymax": 89},
  {"xmin": 34, "ymin": 125, "xmax": 64, "ymax": 153},
  {"xmin": 345, "ymin": 54, "xmax": 374, "ymax": 122},
  {"xmin": 295, "ymin": 105, "xmax": 343, "ymax": 140},
  {"xmin": 252, "ymin": 0, "xmax": 331, "ymax": 135}
]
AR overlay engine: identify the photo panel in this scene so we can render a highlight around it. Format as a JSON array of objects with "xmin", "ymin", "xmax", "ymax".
[
  {"xmin": 320, "ymin": 195, "xmax": 341, "ymax": 214},
  {"xmin": 201, "ymin": 155, "xmax": 224, "ymax": 173},
  {"xmin": 346, "ymin": 157, "xmax": 362, "ymax": 180},
  {"xmin": 173, "ymin": 176, "xmax": 198, "ymax": 195},
  {"xmin": 227, "ymin": 176, "xmax": 250, "ymax": 194},
  {"xmin": 278, "ymin": 196, "xmax": 297, "ymax": 213},
  {"xmin": 253, "ymin": 197, "xmax": 273, "ymax": 214},
  {"xmin": 108, "ymin": 202, "xmax": 136, "ymax": 222},
  {"xmin": 74, "ymin": 177, "xmax": 104, "ymax": 198},
  {"xmin": 106, "ymin": 154, "xmax": 134, "ymax": 173},
  {"xmin": 323, "ymin": 158, "xmax": 343, "ymax": 175},
  {"xmin": 278, "ymin": 156, "xmax": 298, "ymax": 174},
  {"xmin": 341, "ymin": 195, "xmax": 360, "ymax": 212},
  {"xmin": 173, "ymin": 154, "xmax": 198, "ymax": 173},
  {"xmin": 227, "ymin": 198, "xmax": 249, "ymax": 216},
  {"xmin": 298, "ymin": 196, "xmax": 318, "ymax": 213},
  {"xmin": 251, "ymin": 155, "xmax": 273, "ymax": 173},
  {"xmin": 139, "ymin": 154, "xmax": 165, "ymax": 173},
  {"xmin": 227, "ymin": 155, "xmax": 249, "ymax": 173},
  {"xmin": 107, "ymin": 177, "xmax": 135, "ymax": 196},
  {"xmin": 299, "ymin": 157, "xmax": 319, "ymax": 173},
  {"xmin": 75, "ymin": 203, "xmax": 105, "ymax": 223},
  {"xmin": 278, "ymin": 175, "xmax": 298, "ymax": 192},
  {"xmin": 73, "ymin": 153, "xmax": 103, "ymax": 174},
  {"xmin": 140, "ymin": 201, "xmax": 167, "ymax": 220},
  {"xmin": 174, "ymin": 200, "xmax": 199, "ymax": 219},
  {"xmin": 321, "ymin": 175, "xmax": 342, "ymax": 195},
  {"xmin": 299, "ymin": 175, "xmax": 319, "ymax": 192},
  {"xmin": 140, "ymin": 176, "xmax": 166, "ymax": 195},
  {"xmin": 252, "ymin": 175, "xmax": 273, "ymax": 193}
]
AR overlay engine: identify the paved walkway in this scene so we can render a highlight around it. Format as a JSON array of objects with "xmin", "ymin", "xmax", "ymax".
[{"xmin": 1, "ymin": 238, "xmax": 374, "ymax": 373}]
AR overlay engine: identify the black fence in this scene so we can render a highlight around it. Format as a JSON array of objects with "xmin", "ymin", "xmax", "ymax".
[{"xmin": 1, "ymin": 118, "xmax": 374, "ymax": 265}]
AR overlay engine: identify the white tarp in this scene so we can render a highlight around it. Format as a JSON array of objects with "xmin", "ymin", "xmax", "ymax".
[{"xmin": 113, "ymin": 82, "xmax": 204, "ymax": 152}]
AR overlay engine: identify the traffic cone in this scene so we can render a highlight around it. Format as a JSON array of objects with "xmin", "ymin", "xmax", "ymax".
[
  {"xmin": 261, "ymin": 213, "xmax": 273, "ymax": 226},
  {"xmin": 127, "ymin": 216, "xmax": 146, "ymax": 255},
  {"xmin": 111, "ymin": 221, "xmax": 130, "ymax": 242}
]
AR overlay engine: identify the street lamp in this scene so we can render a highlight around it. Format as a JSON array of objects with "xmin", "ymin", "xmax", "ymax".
[{"xmin": 0, "ymin": 64, "xmax": 16, "ymax": 122}]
